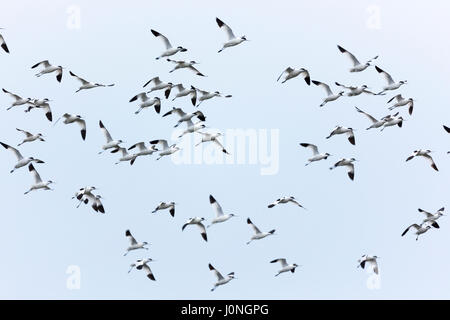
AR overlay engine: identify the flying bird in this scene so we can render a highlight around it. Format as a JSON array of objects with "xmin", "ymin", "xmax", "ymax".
[
  {"xmin": 375, "ymin": 66, "xmax": 407, "ymax": 94},
  {"xmin": 380, "ymin": 115, "xmax": 404, "ymax": 131},
  {"xmin": 208, "ymin": 195, "xmax": 237, "ymax": 227},
  {"xmin": 268, "ymin": 196, "xmax": 306, "ymax": 209},
  {"xmin": 98, "ymin": 120, "xmax": 123, "ymax": 154},
  {"xmin": 150, "ymin": 139, "xmax": 180, "ymax": 160},
  {"xmin": 178, "ymin": 119, "xmax": 206, "ymax": 138},
  {"xmin": 326, "ymin": 126, "xmax": 355, "ymax": 145},
  {"xmin": 277, "ymin": 67, "xmax": 310, "ymax": 85},
  {"xmin": 311, "ymin": 80, "xmax": 344, "ymax": 107},
  {"xmin": 195, "ymin": 132, "xmax": 229, "ymax": 154},
  {"xmin": 196, "ymin": 89, "xmax": 232, "ymax": 107},
  {"xmin": 129, "ymin": 93, "xmax": 161, "ymax": 114},
  {"xmin": 335, "ymin": 82, "xmax": 381, "ymax": 96},
  {"xmin": 59, "ymin": 113, "xmax": 87, "ymax": 141},
  {"xmin": 0, "ymin": 142, "xmax": 44, "ymax": 173},
  {"xmin": 24, "ymin": 164, "xmax": 54, "ymax": 195},
  {"xmin": 166, "ymin": 59, "xmax": 205, "ymax": 76},
  {"xmin": 387, "ymin": 94, "xmax": 414, "ymax": 115},
  {"xmin": 246, "ymin": 218, "xmax": 275, "ymax": 245},
  {"xmin": 128, "ymin": 258, "xmax": 156, "ymax": 281},
  {"xmin": 31, "ymin": 60, "xmax": 64, "ymax": 83},
  {"xmin": 330, "ymin": 158, "xmax": 356, "ymax": 181},
  {"xmin": 355, "ymin": 107, "xmax": 386, "ymax": 130},
  {"xmin": 357, "ymin": 255, "xmax": 379, "ymax": 274},
  {"xmin": 215, "ymin": 17, "xmax": 248, "ymax": 53},
  {"xmin": 24, "ymin": 100, "xmax": 53, "ymax": 122},
  {"xmin": 162, "ymin": 107, "xmax": 206, "ymax": 128},
  {"xmin": 143, "ymin": 76, "xmax": 172, "ymax": 98},
  {"xmin": 209, "ymin": 263, "xmax": 235, "ymax": 291},
  {"xmin": 405, "ymin": 150, "xmax": 438, "ymax": 171},
  {"xmin": 152, "ymin": 202, "xmax": 176, "ymax": 217},
  {"xmin": 270, "ymin": 259, "xmax": 299, "ymax": 277},
  {"xmin": 401, "ymin": 222, "xmax": 434, "ymax": 241},
  {"xmin": 170, "ymin": 84, "xmax": 198, "ymax": 106},
  {"xmin": 2, "ymin": 89, "xmax": 32, "ymax": 110},
  {"xmin": 128, "ymin": 142, "xmax": 158, "ymax": 158},
  {"xmin": 69, "ymin": 71, "xmax": 114, "ymax": 93},
  {"xmin": 182, "ymin": 217, "xmax": 207, "ymax": 242},
  {"xmin": 124, "ymin": 230, "xmax": 149, "ymax": 256},
  {"xmin": 418, "ymin": 207, "xmax": 445, "ymax": 225},
  {"xmin": 0, "ymin": 29, "xmax": 9, "ymax": 53},
  {"xmin": 16, "ymin": 129, "xmax": 45, "ymax": 146},
  {"xmin": 151, "ymin": 29, "xmax": 187, "ymax": 60},
  {"xmin": 115, "ymin": 147, "xmax": 137, "ymax": 165},
  {"xmin": 337, "ymin": 45, "xmax": 378, "ymax": 72},
  {"xmin": 299, "ymin": 143, "xmax": 330, "ymax": 165}
]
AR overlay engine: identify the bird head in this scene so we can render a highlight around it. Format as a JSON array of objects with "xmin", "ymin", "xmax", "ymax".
[{"xmin": 177, "ymin": 46, "xmax": 187, "ymax": 52}]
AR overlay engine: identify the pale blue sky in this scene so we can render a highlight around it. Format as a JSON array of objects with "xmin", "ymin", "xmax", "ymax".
[{"xmin": 1, "ymin": 0, "xmax": 450, "ymax": 299}]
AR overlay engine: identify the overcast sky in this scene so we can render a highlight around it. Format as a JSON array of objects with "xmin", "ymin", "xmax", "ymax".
[{"xmin": 1, "ymin": 0, "xmax": 450, "ymax": 299}]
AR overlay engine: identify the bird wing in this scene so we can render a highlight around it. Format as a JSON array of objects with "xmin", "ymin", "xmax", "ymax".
[
  {"xmin": 444, "ymin": 125, "xmax": 450, "ymax": 133},
  {"xmin": 270, "ymin": 258, "xmax": 287, "ymax": 267},
  {"xmin": 0, "ymin": 142, "xmax": 23, "ymax": 160},
  {"xmin": 69, "ymin": 71, "xmax": 89, "ymax": 85},
  {"xmin": 299, "ymin": 143, "xmax": 319, "ymax": 155},
  {"xmin": 402, "ymin": 224, "xmax": 420, "ymax": 236},
  {"xmin": 129, "ymin": 142, "xmax": 146, "ymax": 151},
  {"xmin": 346, "ymin": 163, "xmax": 355, "ymax": 181},
  {"xmin": 277, "ymin": 67, "xmax": 293, "ymax": 81},
  {"xmin": 28, "ymin": 164, "xmax": 42, "ymax": 183},
  {"xmin": 355, "ymin": 107, "xmax": 378, "ymax": 124},
  {"xmin": 418, "ymin": 208, "xmax": 433, "ymax": 218},
  {"xmin": 209, "ymin": 264, "xmax": 224, "ymax": 280},
  {"xmin": 196, "ymin": 222, "xmax": 207, "ymax": 241},
  {"xmin": 209, "ymin": 195, "xmax": 224, "ymax": 217},
  {"xmin": 125, "ymin": 230, "xmax": 137, "ymax": 245},
  {"xmin": 387, "ymin": 94, "xmax": 403, "ymax": 103},
  {"xmin": 99, "ymin": 121, "xmax": 113, "ymax": 142},
  {"xmin": 31, "ymin": 60, "xmax": 50, "ymax": 69},
  {"xmin": 150, "ymin": 139, "xmax": 169, "ymax": 150},
  {"xmin": 334, "ymin": 82, "xmax": 354, "ymax": 89},
  {"xmin": 142, "ymin": 263, "xmax": 155, "ymax": 280},
  {"xmin": 422, "ymin": 153, "xmax": 438, "ymax": 171},
  {"xmin": 151, "ymin": 29, "xmax": 172, "ymax": 49},
  {"xmin": 337, "ymin": 45, "xmax": 360, "ymax": 66},
  {"xmin": 216, "ymin": 18, "xmax": 235, "ymax": 40},
  {"xmin": 247, "ymin": 218, "xmax": 261, "ymax": 234},
  {"xmin": 16, "ymin": 128, "xmax": 33, "ymax": 137},
  {"xmin": 375, "ymin": 66, "xmax": 394, "ymax": 84},
  {"xmin": 2, "ymin": 88, "xmax": 22, "ymax": 100},
  {"xmin": 311, "ymin": 80, "xmax": 332, "ymax": 96},
  {"xmin": 188, "ymin": 65, "xmax": 205, "ymax": 76},
  {"xmin": 74, "ymin": 118, "xmax": 87, "ymax": 140}
]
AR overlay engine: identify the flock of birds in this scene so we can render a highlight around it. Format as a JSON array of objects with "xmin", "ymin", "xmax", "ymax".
[{"xmin": 1, "ymin": 17, "xmax": 449, "ymax": 292}]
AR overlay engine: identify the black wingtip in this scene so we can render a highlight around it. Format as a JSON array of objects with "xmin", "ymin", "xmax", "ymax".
[
  {"xmin": 348, "ymin": 172, "xmax": 355, "ymax": 181},
  {"xmin": 28, "ymin": 163, "xmax": 35, "ymax": 171},
  {"xmin": 375, "ymin": 65, "xmax": 383, "ymax": 73},
  {"xmin": 148, "ymin": 274, "xmax": 156, "ymax": 281},
  {"xmin": 150, "ymin": 29, "xmax": 160, "ymax": 37},
  {"xmin": 304, "ymin": 76, "xmax": 311, "ymax": 86},
  {"xmin": 81, "ymin": 129, "xmax": 86, "ymax": 141},
  {"xmin": 209, "ymin": 195, "xmax": 216, "ymax": 204},
  {"xmin": 311, "ymin": 80, "xmax": 320, "ymax": 86},
  {"xmin": 269, "ymin": 229, "xmax": 276, "ymax": 234},
  {"xmin": 125, "ymin": 230, "xmax": 131, "ymax": 236},
  {"xmin": 444, "ymin": 125, "xmax": 450, "ymax": 133},
  {"xmin": 247, "ymin": 218, "xmax": 252, "ymax": 224},
  {"xmin": 348, "ymin": 136, "xmax": 356, "ymax": 145},
  {"xmin": 99, "ymin": 120, "xmax": 104, "ymax": 128},
  {"xmin": 216, "ymin": 17, "xmax": 224, "ymax": 27},
  {"xmin": 201, "ymin": 233, "xmax": 207, "ymax": 242},
  {"xmin": 208, "ymin": 263, "xmax": 214, "ymax": 270},
  {"xmin": 1, "ymin": 43, "xmax": 9, "ymax": 53},
  {"xmin": 337, "ymin": 45, "xmax": 345, "ymax": 53}
]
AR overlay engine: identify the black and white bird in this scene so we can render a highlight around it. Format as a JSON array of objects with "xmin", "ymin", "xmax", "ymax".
[
  {"xmin": 355, "ymin": 107, "xmax": 387, "ymax": 130},
  {"xmin": 24, "ymin": 164, "xmax": 54, "ymax": 195},
  {"xmin": 182, "ymin": 217, "xmax": 207, "ymax": 242},
  {"xmin": 406, "ymin": 150, "xmax": 438, "ymax": 171},
  {"xmin": 16, "ymin": 128, "xmax": 45, "ymax": 146},
  {"xmin": 326, "ymin": 126, "xmax": 355, "ymax": 145},
  {"xmin": 170, "ymin": 84, "xmax": 197, "ymax": 106},
  {"xmin": 162, "ymin": 107, "xmax": 206, "ymax": 127},
  {"xmin": 0, "ymin": 142, "xmax": 44, "ymax": 173},
  {"xmin": 69, "ymin": 71, "xmax": 114, "ymax": 93},
  {"xmin": 270, "ymin": 259, "xmax": 299, "ymax": 277},
  {"xmin": 124, "ymin": 230, "xmax": 149, "ymax": 256},
  {"xmin": 246, "ymin": 218, "xmax": 275, "ymax": 245},
  {"xmin": 300, "ymin": 143, "xmax": 331, "ymax": 165},
  {"xmin": 150, "ymin": 139, "xmax": 180, "ymax": 160},
  {"xmin": 418, "ymin": 207, "xmax": 445, "ymax": 225},
  {"xmin": 3, "ymin": 89, "xmax": 32, "ymax": 110},
  {"xmin": 178, "ymin": 119, "xmax": 206, "ymax": 138},
  {"xmin": 129, "ymin": 93, "xmax": 161, "ymax": 114},
  {"xmin": 0, "ymin": 29, "xmax": 9, "ymax": 53},
  {"xmin": 128, "ymin": 142, "xmax": 158, "ymax": 158},
  {"xmin": 143, "ymin": 76, "xmax": 172, "ymax": 98},
  {"xmin": 115, "ymin": 147, "xmax": 137, "ymax": 165},
  {"xmin": 152, "ymin": 202, "xmax": 176, "ymax": 217},
  {"xmin": 277, "ymin": 67, "xmax": 311, "ymax": 85},
  {"xmin": 75, "ymin": 189, "xmax": 105, "ymax": 213},
  {"xmin": 209, "ymin": 263, "xmax": 235, "ymax": 292},
  {"xmin": 375, "ymin": 66, "xmax": 407, "ymax": 94},
  {"xmin": 98, "ymin": 120, "xmax": 123, "ymax": 154},
  {"xmin": 380, "ymin": 115, "xmax": 404, "ymax": 131},
  {"xmin": 335, "ymin": 82, "xmax": 380, "ymax": 96},
  {"xmin": 128, "ymin": 258, "xmax": 156, "ymax": 281},
  {"xmin": 195, "ymin": 132, "xmax": 229, "ymax": 154},
  {"xmin": 401, "ymin": 222, "xmax": 434, "ymax": 241},
  {"xmin": 151, "ymin": 29, "xmax": 187, "ymax": 60},
  {"xmin": 387, "ymin": 94, "xmax": 414, "ymax": 115},
  {"xmin": 215, "ymin": 17, "xmax": 248, "ymax": 53},
  {"xmin": 208, "ymin": 195, "xmax": 237, "ymax": 227},
  {"xmin": 60, "ymin": 113, "xmax": 87, "ymax": 141},
  {"xmin": 166, "ymin": 59, "xmax": 205, "ymax": 76},
  {"xmin": 311, "ymin": 80, "xmax": 344, "ymax": 107},
  {"xmin": 31, "ymin": 60, "xmax": 64, "ymax": 83},
  {"xmin": 337, "ymin": 45, "xmax": 378, "ymax": 72},
  {"xmin": 330, "ymin": 158, "xmax": 356, "ymax": 181},
  {"xmin": 268, "ymin": 196, "xmax": 306, "ymax": 210},
  {"xmin": 24, "ymin": 100, "xmax": 53, "ymax": 122},
  {"xmin": 357, "ymin": 255, "xmax": 379, "ymax": 274},
  {"xmin": 196, "ymin": 89, "xmax": 232, "ymax": 107}
]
